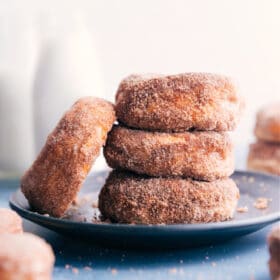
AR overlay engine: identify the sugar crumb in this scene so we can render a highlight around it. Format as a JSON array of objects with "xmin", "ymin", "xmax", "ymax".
[
  {"xmin": 237, "ymin": 206, "xmax": 248, "ymax": 213},
  {"xmin": 248, "ymin": 177, "xmax": 255, "ymax": 183},
  {"xmin": 254, "ymin": 197, "xmax": 269, "ymax": 209},
  {"xmin": 72, "ymin": 268, "xmax": 79, "ymax": 274},
  {"xmin": 169, "ymin": 268, "xmax": 177, "ymax": 274}
]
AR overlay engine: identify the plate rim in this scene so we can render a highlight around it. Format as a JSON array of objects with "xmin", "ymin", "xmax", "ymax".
[{"xmin": 9, "ymin": 170, "xmax": 280, "ymax": 232}]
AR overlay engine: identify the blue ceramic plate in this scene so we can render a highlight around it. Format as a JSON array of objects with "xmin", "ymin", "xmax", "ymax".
[{"xmin": 10, "ymin": 170, "xmax": 280, "ymax": 248}]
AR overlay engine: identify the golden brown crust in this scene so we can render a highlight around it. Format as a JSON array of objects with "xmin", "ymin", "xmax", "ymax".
[
  {"xmin": 0, "ymin": 208, "xmax": 23, "ymax": 234},
  {"xmin": 104, "ymin": 125, "xmax": 234, "ymax": 181},
  {"xmin": 0, "ymin": 233, "xmax": 54, "ymax": 280},
  {"xmin": 268, "ymin": 226, "xmax": 280, "ymax": 280},
  {"xmin": 255, "ymin": 103, "xmax": 280, "ymax": 143},
  {"xmin": 247, "ymin": 141, "xmax": 280, "ymax": 175},
  {"xmin": 98, "ymin": 170, "xmax": 240, "ymax": 224},
  {"xmin": 21, "ymin": 97, "xmax": 116, "ymax": 217},
  {"xmin": 116, "ymin": 73, "xmax": 244, "ymax": 132}
]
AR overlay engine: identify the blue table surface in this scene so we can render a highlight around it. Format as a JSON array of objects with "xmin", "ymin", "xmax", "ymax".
[{"xmin": 0, "ymin": 147, "xmax": 279, "ymax": 280}]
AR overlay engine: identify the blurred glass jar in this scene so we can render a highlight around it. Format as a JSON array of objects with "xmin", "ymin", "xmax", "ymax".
[
  {"xmin": 33, "ymin": 14, "xmax": 104, "ymax": 153},
  {"xmin": 0, "ymin": 14, "xmax": 37, "ymax": 177},
  {"xmin": 0, "ymin": 12, "xmax": 105, "ymax": 177}
]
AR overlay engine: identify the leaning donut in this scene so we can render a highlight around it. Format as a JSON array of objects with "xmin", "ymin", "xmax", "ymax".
[
  {"xmin": 0, "ymin": 208, "xmax": 23, "ymax": 234},
  {"xmin": 21, "ymin": 97, "xmax": 116, "ymax": 217}
]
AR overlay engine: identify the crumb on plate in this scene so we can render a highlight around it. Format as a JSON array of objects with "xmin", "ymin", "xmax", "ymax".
[
  {"xmin": 237, "ymin": 206, "xmax": 248, "ymax": 213},
  {"xmin": 254, "ymin": 197, "xmax": 270, "ymax": 209}
]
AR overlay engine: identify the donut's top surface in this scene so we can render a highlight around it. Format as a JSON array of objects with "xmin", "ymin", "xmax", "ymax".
[{"xmin": 116, "ymin": 73, "xmax": 244, "ymax": 131}]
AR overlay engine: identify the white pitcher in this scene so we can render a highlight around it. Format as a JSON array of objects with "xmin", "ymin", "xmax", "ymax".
[
  {"xmin": 0, "ymin": 14, "xmax": 37, "ymax": 176},
  {"xmin": 33, "ymin": 15, "xmax": 104, "ymax": 153}
]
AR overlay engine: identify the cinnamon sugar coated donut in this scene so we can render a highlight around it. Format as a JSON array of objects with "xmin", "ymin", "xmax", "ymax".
[
  {"xmin": 255, "ymin": 102, "xmax": 280, "ymax": 143},
  {"xmin": 99, "ymin": 171, "xmax": 239, "ymax": 224},
  {"xmin": 268, "ymin": 226, "xmax": 280, "ymax": 280},
  {"xmin": 104, "ymin": 125, "xmax": 234, "ymax": 181},
  {"xmin": 247, "ymin": 141, "xmax": 280, "ymax": 175},
  {"xmin": 0, "ymin": 233, "xmax": 54, "ymax": 280},
  {"xmin": 0, "ymin": 208, "xmax": 23, "ymax": 234},
  {"xmin": 115, "ymin": 73, "xmax": 244, "ymax": 132},
  {"xmin": 21, "ymin": 97, "xmax": 116, "ymax": 217}
]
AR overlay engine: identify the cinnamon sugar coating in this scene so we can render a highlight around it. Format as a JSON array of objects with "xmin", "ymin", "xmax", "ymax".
[
  {"xmin": 268, "ymin": 226, "xmax": 280, "ymax": 280},
  {"xmin": 98, "ymin": 171, "xmax": 239, "ymax": 224},
  {"xmin": 21, "ymin": 97, "xmax": 116, "ymax": 217},
  {"xmin": 104, "ymin": 125, "xmax": 234, "ymax": 181},
  {"xmin": 247, "ymin": 141, "xmax": 280, "ymax": 175},
  {"xmin": 116, "ymin": 73, "xmax": 244, "ymax": 132},
  {"xmin": 255, "ymin": 102, "xmax": 280, "ymax": 143},
  {"xmin": 0, "ymin": 208, "xmax": 23, "ymax": 234},
  {"xmin": 0, "ymin": 233, "xmax": 55, "ymax": 280}
]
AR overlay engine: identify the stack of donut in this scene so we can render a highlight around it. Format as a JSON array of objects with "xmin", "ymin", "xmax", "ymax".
[
  {"xmin": 247, "ymin": 103, "xmax": 280, "ymax": 175},
  {"xmin": 99, "ymin": 73, "xmax": 244, "ymax": 224}
]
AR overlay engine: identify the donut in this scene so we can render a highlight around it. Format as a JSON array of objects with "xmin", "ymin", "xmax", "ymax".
[
  {"xmin": 247, "ymin": 141, "xmax": 280, "ymax": 175},
  {"xmin": 255, "ymin": 102, "xmax": 280, "ymax": 143},
  {"xmin": 0, "ymin": 233, "xmax": 54, "ymax": 280},
  {"xmin": 98, "ymin": 171, "xmax": 239, "ymax": 224},
  {"xmin": 268, "ymin": 226, "xmax": 280, "ymax": 280},
  {"xmin": 104, "ymin": 125, "xmax": 234, "ymax": 181},
  {"xmin": 115, "ymin": 73, "xmax": 244, "ymax": 132},
  {"xmin": 21, "ymin": 97, "xmax": 116, "ymax": 217},
  {"xmin": 0, "ymin": 208, "xmax": 23, "ymax": 234}
]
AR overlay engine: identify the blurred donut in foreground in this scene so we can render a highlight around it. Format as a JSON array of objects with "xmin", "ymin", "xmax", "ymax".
[
  {"xmin": 268, "ymin": 226, "xmax": 280, "ymax": 280},
  {"xmin": 0, "ymin": 233, "xmax": 55, "ymax": 280},
  {"xmin": 0, "ymin": 208, "xmax": 22, "ymax": 234}
]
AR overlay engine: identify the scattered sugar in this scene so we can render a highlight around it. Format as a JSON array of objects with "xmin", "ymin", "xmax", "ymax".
[
  {"xmin": 237, "ymin": 206, "xmax": 248, "ymax": 213},
  {"xmin": 169, "ymin": 268, "xmax": 177, "ymax": 274},
  {"xmin": 254, "ymin": 197, "xmax": 269, "ymax": 209},
  {"xmin": 72, "ymin": 267, "xmax": 79, "ymax": 274}
]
